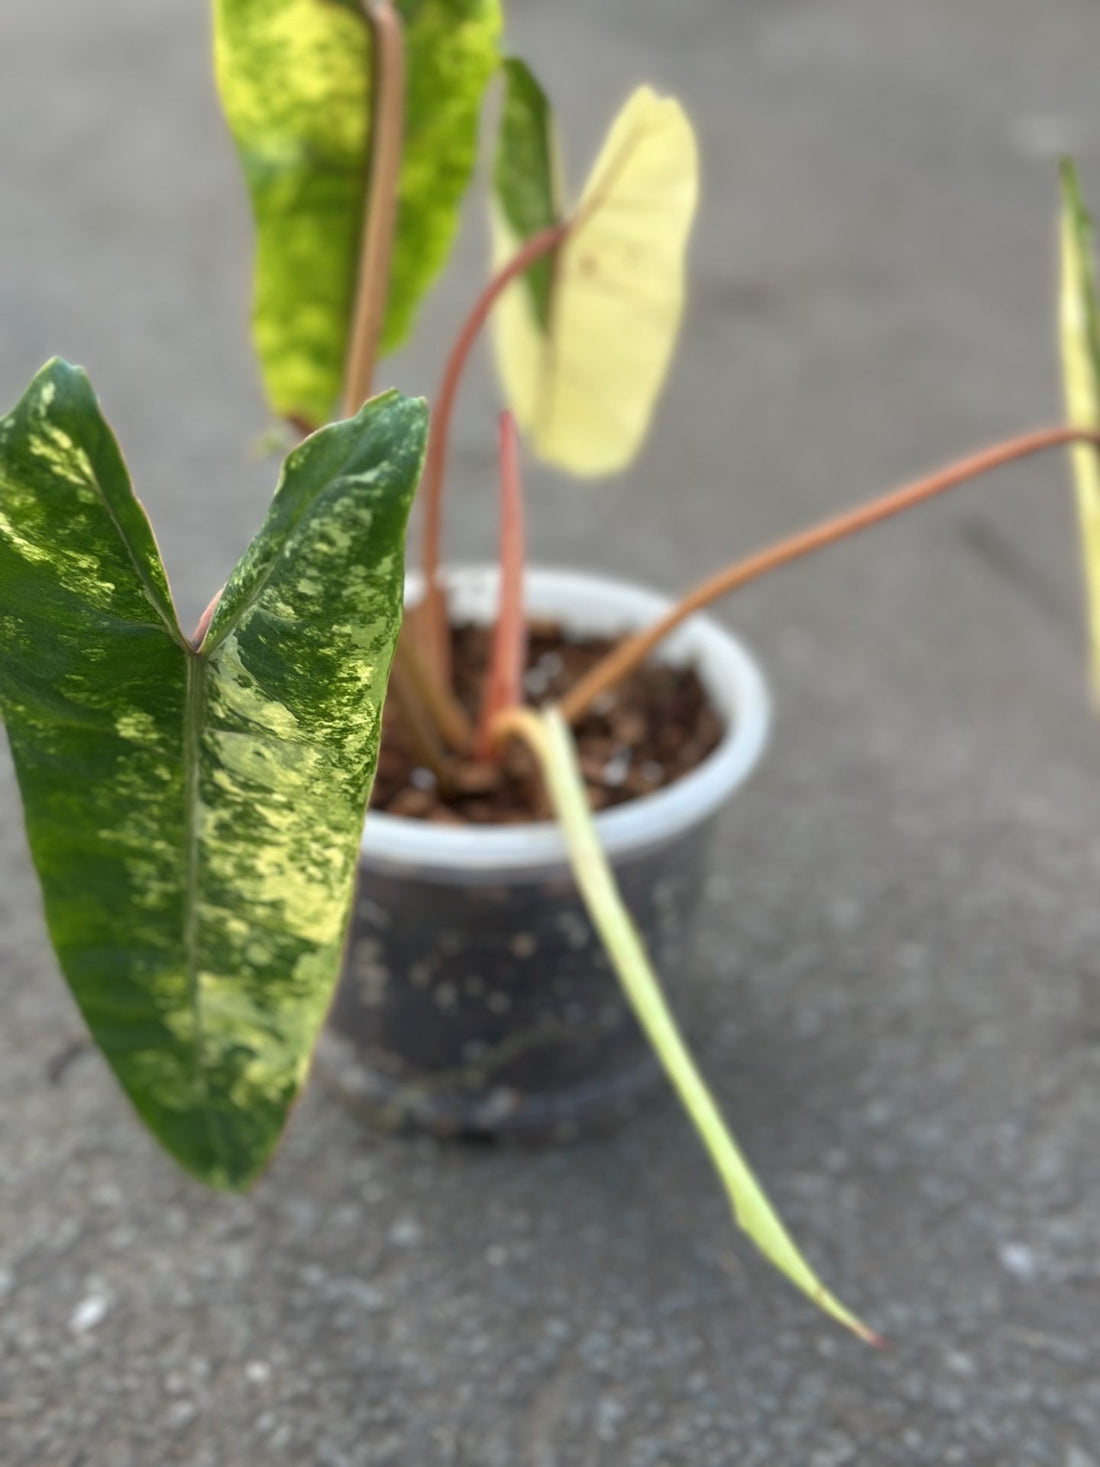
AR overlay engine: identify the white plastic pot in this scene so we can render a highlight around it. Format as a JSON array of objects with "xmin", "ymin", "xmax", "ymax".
[
  {"xmin": 360, "ymin": 566, "xmax": 770, "ymax": 875},
  {"xmin": 321, "ymin": 566, "xmax": 771, "ymax": 1139}
]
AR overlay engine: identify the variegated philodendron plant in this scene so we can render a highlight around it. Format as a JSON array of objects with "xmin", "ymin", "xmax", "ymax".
[{"xmin": 6, "ymin": 0, "xmax": 1100, "ymax": 1347}]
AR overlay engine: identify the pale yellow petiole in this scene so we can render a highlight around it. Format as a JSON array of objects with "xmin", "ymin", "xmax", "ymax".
[{"xmin": 496, "ymin": 704, "xmax": 882, "ymax": 1347}]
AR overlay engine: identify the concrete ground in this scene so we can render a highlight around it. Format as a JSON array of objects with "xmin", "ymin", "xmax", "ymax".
[{"xmin": 3, "ymin": 0, "xmax": 1100, "ymax": 1462}]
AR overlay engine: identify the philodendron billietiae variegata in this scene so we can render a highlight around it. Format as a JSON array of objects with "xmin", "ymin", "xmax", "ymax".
[{"xmin": 0, "ymin": 359, "xmax": 427, "ymax": 1188}]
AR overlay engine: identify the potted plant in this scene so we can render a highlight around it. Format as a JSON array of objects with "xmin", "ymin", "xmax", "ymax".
[{"xmin": 3, "ymin": 0, "xmax": 1099, "ymax": 1347}]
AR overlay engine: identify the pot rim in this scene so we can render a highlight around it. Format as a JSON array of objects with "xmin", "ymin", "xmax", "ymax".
[{"xmin": 360, "ymin": 564, "xmax": 770, "ymax": 876}]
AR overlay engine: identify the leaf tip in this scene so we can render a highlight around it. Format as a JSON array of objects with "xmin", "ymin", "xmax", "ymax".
[
  {"xmin": 29, "ymin": 354, "xmax": 88, "ymax": 398},
  {"xmin": 852, "ymin": 1319, "xmax": 888, "ymax": 1351},
  {"xmin": 820, "ymin": 1287, "xmax": 885, "ymax": 1349}
]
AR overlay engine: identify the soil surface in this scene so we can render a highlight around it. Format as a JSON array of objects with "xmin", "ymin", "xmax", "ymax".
[{"xmin": 370, "ymin": 620, "xmax": 725, "ymax": 823}]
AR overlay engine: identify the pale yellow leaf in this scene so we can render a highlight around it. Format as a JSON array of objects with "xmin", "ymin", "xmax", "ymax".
[
  {"xmin": 492, "ymin": 86, "xmax": 698, "ymax": 477},
  {"xmin": 1059, "ymin": 161, "xmax": 1100, "ymax": 700}
]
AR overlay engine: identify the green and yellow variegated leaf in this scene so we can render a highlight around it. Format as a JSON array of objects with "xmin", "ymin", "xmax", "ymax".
[
  {"xmin": 508, "ymin": 705, "xmax": 880, "ymax": 1345},
  {"xmin": 213, "ymin": 0, "xmax": 500, "ymax": 428},
  {"xmin": 387, "ymin": 0, "xmax": 502, "ymax": 352},
  {"xmin": 492, "ymin": 57, "xmax": 563, "ymax": 329},
  {"xmin": 0, "ymin": 358, "xmax": 427, "ymax": 1188},
  {"xmin": 492, "ymin": 85, "xmax": 698, "ymax": 477},
  {"xmin": 1058, "ymin": 160, "xmax": 1100, "ymax": 699}
]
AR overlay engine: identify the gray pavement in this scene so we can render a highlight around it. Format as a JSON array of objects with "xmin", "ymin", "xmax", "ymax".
[{"xmin": 4, "ymin": 1, "xmax": 1100, "ymax": 1462}]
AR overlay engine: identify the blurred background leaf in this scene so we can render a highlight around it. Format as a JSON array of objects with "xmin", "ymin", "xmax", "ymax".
[
  {"xmin": 1059, "ymin": 160, "xmax": 1100, "ymax": 700},
  {"xmin": 214, "ymin": 0, "xmax": 501, "ymax": 428}
]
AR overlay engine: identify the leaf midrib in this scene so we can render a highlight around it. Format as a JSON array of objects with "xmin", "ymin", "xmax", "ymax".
[{"xmin": 82, "ymin": 455, "xmax": 225, "ymax": 1173}]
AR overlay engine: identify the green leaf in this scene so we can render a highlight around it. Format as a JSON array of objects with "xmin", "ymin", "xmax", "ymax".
[
  {"xmin": 213, "ymin": 0, "xmax": 501, "ymax": 428},
  {"xmin": 387, "ymin": 0, "xmax": 502, "ymax": 352},
  {"xmin": 492, "ymin": 57, "xmax": 562, "ymax": 329},
  {"xmin": 1058, "ymin": 160, "xmax": 1100, "ymax": 700},
  {"xmin": 506, "ymin": 706, "xmax": 881, "ymax": 1345},
  {"xmin": 213, "ymin": 0, "xmax": 370, "ymax": 429},
  {"xmin": 0, "ymin": 359, "xmax": 427, "ymax": 1188}
]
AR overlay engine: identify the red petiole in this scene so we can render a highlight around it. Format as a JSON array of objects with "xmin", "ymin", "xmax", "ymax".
[
  {"xmin": 475, "ymin": 411, "xmax": 529, "ymax": 761},
  {"xmin": 417, "ymin": 222, "xmax": 568, "ymax": 683},
  {"xmin": 341, "ymin": 0, "xmax": 405, "ymax": 420},
  {"xmin": 556, "ymin": 424, "xmax": 1100, "ymax": 726}
]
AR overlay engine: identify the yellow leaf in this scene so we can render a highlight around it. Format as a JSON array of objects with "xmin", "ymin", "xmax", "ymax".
[
  {"xmin": 492, "ymin": 86, "xmax": 698, "ymax": 477},
  {"xmin": 1059, "ymin": 160, "xmax": 1100, "ymax": 700}
]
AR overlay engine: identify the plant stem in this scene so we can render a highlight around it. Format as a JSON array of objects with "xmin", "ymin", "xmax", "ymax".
[
  {"xmin": 191, "ymin": 585, "xmax": 224, "ymax": 649},
  {"xmin": 418, "ymin": 223, "xmax": 568, "ymax": 679},
  {"xmin": 394, "ymin": 623, "xmax": 475, "ymax": 754},
  {"xmin": 476, "ymin": 412, "xmax": 528, "ymax": 760},
  {"xmin": 341, "ymin": 0, "xmax": 406, "ymax": 420},
  {"xmin": 559, "ymin": 424, "xmax": 1100, "ymax": 725},
  {"xmin": 385, "ymin": 653, "xmax": 456, "ymax": 794}
]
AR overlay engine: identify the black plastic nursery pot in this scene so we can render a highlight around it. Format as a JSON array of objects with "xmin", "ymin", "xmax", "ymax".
[{"xmin": 317, "ymin": 567, "xmax": 770, "ymax": 1142}]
